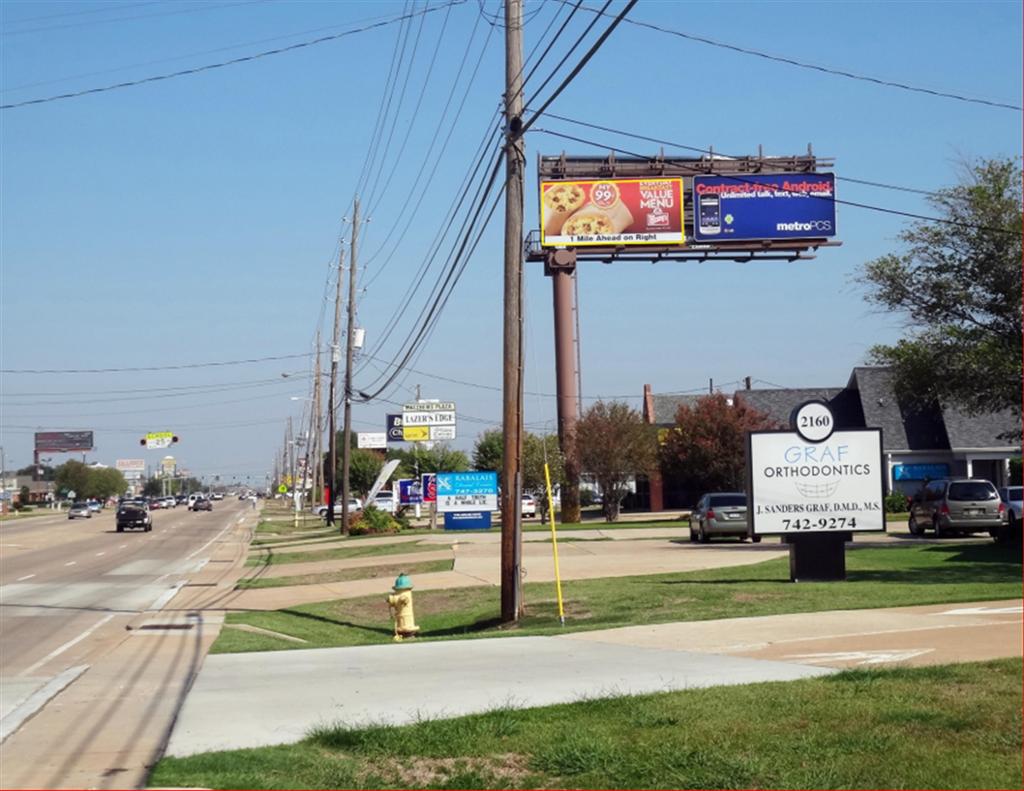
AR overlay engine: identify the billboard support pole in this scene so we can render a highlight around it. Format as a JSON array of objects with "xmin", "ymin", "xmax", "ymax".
[
  {"xmin": 548, "ymin": 249, "xmax": 581, "ymax": 525},
  {"xmin": 500, "ymin": 0, "xmax": 524, "ymax": 623}
]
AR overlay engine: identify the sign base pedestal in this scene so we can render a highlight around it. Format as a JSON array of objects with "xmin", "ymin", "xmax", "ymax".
[{"xmin": 783, "ymin": 532, "xmax": 851, "ymax": 582}]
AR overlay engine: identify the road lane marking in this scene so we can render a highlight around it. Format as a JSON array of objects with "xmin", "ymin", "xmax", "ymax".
[
  {"xmin": 1, "ymin": 665, "xmax": 89, "ymax": 742},
  {"xmin": 18, "ymin": 614, "xmax": 116, "ymax": 677},
  {"xmin": 186, "ymin": 518, "xmax": 237, "ymax": 560},
  {"xmin": 784, "ymin": 649, "xmax": 934, "ymax": 666},
  {"xmin": 95, "ymin": 552, "xmax": 105, "ymax": 557},
  {"xmin": 64, "ymin": 561, "xmax": 76, "ymax": 567},
  {"xmin": 939, "ymin": 605, "xmax": 1024, "ymax": 616},
  {"xmin": 16, "ymin": 574, "xmax": 35, "ymax": 582},
  {"xmin": 119, "ymin": 544, "xmax": 127, "ymax": 549}
]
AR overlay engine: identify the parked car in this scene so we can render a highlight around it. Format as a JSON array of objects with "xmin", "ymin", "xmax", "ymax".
[
  {"xmin": 116, "ymin": 499, "xmax": 152, "ymax": 532},
  {"xmin": 192, "ymin": 498, "xmax": 213, "ymax": 512},
  {"xmin": 315, "ymin": 498, "xmax": 363, "ymax": 517},
  {"xmin": 996, "ymin": 486, "xmax": 1022, "ymax": 543},
  {"xmin": 909, "ymin": 478, "xmax": 1007, "ymax": 538},
  {"xmin": 67, "ymin": 501, "xmax": 92, "ymax": 520},
  {"xmin": 690, "ymin": 493, "xmax": 757, "ymax": 543},
  {"xmin": 521, "ymin": 493, "xmax": 537, "ymax": 518},
  {"xmin": 372, "ymin": 492, "xmax": 397, "ymax": 514}
]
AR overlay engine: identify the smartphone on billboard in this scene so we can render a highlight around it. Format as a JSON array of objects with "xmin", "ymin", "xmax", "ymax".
[{"xmin": 698, "ymin": 194, "xmax": 721, "ymax": 236}]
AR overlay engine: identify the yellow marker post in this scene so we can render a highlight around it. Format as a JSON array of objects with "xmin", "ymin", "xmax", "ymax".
[{"xmin": 543, "ymin": 462, "xmax": 565, "ymax": 625}]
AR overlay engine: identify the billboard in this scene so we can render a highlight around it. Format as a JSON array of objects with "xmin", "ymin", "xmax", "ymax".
[
  {"xmin": 540, "ymin": 178, "xmax": 684, "ymax": 247},
  {"xmin": 748, "ymin": 428, "xmax": 884, "ymax": 535},
  {"xmin": 35, "ymin": 431, "xmax": 93, "ymax": 453},
  {"xmin": 357, "ymin": 432, "xmax": 387, "ymax": 449},
  {"xmin": 116, "ymin": 458, "xmax": 146, "ymax": 472},
  {"xmin": 692, "ymin": 173, "xmax": 836, "ymax": 242},
  {"xmin": 436, "ymin": 471, "xmax": 498, "ymax": 513}
]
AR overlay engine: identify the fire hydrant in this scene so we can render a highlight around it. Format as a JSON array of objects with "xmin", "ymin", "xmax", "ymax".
[{"xmin": 386, "ymin": 573, "xmax": 420, "ymax": 641}]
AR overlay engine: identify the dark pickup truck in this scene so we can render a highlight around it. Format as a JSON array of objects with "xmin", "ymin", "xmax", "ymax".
[{"xmin": 116, "ymin": 499, "xmax": 152, "ymax": 533}]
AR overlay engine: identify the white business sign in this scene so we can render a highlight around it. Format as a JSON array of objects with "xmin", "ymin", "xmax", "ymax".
[
  {"xmin": 748, "ymin": 428, "xmax": 884, "ymax": 535},
  {"xmin": 401, "ymin": 411, "xmax": 456, "ymax": 426},
  {"xmin": 403, "ymin": 401, "xmax": 456, "ymax": 413},
  {"xmin": 116, "ymin": 458, "xmax": 146, "ymax": 472},
  {"xmin": 429, "ymin": 425, "xmax": 456, "ymax": 441},
  {"xmin": 357, "ymin": 432, "xmax": 387, "ymax": 449},
  {"xmin": 123, "ymin": 470, "xmax": 143, "ymax": 481}
]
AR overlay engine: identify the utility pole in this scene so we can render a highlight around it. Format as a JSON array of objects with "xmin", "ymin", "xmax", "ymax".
[
  {"xmin": 341, "ymin": 197, "xmax": 360, "ymax": 537},
  {"xmin": 311, "ymin": 336, "xmax": 323, "ymax": 508},
  {"xmin": 500, "ymin": 0, "xmax": 525, "ymax": 623},
  {"xmin": 327, "ymin": 241, "xmax": 344, "ymax": 527}
]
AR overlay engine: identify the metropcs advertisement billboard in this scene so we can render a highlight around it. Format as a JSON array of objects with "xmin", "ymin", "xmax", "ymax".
[
  {"xmin": 540, "ymin": 178, "xmax": 684, "ymax": 246},
  {"xmin": 692, "ymin": 173, "xmax": 836, "ymax": 242}
]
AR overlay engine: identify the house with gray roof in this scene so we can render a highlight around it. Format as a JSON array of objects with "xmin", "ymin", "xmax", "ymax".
[{"xmin": 643, "ymin": 367, "xmax": 1020, "ymax": 509}]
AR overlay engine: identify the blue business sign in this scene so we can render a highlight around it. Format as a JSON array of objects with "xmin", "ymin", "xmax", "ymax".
[
  {"xmin": 893, "ymin": 463, "xmax": 950, "ymax": 482},
  {"xmin": 692, "ymin": 173, "xmax": 836, "ymax": 242},
  {"xmin": 444, "ymin": 511, "xmax": 492, "ymax": 530},
  {"xmin": 398, "ymin": 478, "xmax": 422, "ymax": 505},
  {"xmin": 386, "ymin": 414, "xmax": 403, "ymax": 443}
]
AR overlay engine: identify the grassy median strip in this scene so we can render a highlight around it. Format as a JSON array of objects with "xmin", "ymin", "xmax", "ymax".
[
  {"xmin": 247, "ymin": 540, "xmax": 446, "ymax": 568},
  {"xmin": 236, "ymin": 559, "xmax": 454, "ymax": 590},
  {"xmin": 213, "ymin": 542, "xmax": 1021, "ymax": 654},
  {"xmin": 150, "ymin": 657, "xmax": 1022, "ymax": 790}
]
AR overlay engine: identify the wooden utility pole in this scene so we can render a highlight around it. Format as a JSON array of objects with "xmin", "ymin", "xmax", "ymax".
[
  {"xmin": 310, "ymin": 335, "xmax": 323, "ymax": 507},
  {"xmin": 500, "ymin": 0, "xmax": 524, "ymax": 623},
  {"xmin": 341, "ymin": 197, "xmax": 360, "ymax": 537},
  {"xmin": 327, "ymin": 243, "xmax": 344, "ymax": 527}
]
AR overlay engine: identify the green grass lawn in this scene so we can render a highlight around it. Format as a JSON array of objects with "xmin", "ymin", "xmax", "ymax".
[
  {"xmin": 236, "ymin": 559, "xmax": 454, "ymax": 589},
  {"xmin": 213, "ymin": 541, "xmax": 1022, "ymax": 654},
  {"xmin": 149, "ymin": 657, "xmax": 1022, "ymax": 790},
  {"xmin": 246, "ymin": 539, "xmax": 449, "ymax": 568}
]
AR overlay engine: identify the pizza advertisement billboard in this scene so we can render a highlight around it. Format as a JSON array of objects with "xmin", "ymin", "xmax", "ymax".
[
  {"xmin": 540, "ymin": 178, "xmax": 684, "ymax": 247},
  {"xmin": 692, "ymin": 173, "xmax": 836, "ymax": 242}
]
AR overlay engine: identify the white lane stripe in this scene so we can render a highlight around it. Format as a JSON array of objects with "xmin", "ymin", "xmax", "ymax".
[
  {"xmin": 119, "ymin": 544, "xmax": 127, "ymax": 549},
  {"xmin": 16, "ymin": 574, "xmax": 35, "ymax": 582},
  {"xmin": 186, "ymin": 516, "xmax": 237, "ymax": 560},
  {"xmin": 1, "ymin": 665, "xmax": 89, "ymax": 743},
  {"xmin": 64, "ymin": 561, "xmax": 76, "ymax": 567},
  {"xmin": 95, "ymin": 551, "xmax": 105, "ymax": 557},
  {"xmin": 18, "ymin": 614, "xmax": 116, "ymax": 677},
  {"xmin": 147, "ymin": 581, "xmax": 186, "ymax": 612}
]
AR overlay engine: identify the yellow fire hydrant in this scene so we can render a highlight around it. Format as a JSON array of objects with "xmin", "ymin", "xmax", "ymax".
[{"xmin": 386, "ymin": 573, "xmax": 420, "ymax": 641}]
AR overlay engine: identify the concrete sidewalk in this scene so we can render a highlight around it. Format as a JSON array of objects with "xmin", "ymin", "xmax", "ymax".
[{"xmin": 164, "ymin": 598, "xmax": 1022, "ymax": 758}]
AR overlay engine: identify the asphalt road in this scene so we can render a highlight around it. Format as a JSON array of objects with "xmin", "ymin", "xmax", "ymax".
[{"xmin": 0, "ymin": 498, "xmax": 253, "ymax": 789}]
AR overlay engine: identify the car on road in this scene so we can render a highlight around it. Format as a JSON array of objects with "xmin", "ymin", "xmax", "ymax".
[
  {"xmin": 211, "ymin": 492, "xmax": 224, "ymax": 501},
  {"xmin": 315, "ymin": 498, "xmax": 362, "ymax": 518},
  {"xmin": 909, "ymin": 478, "xmax": 1007, "ymax": 538},
  {"xmin": 86, "ymin": 499, "xmax": 103, "ymax": 513},
  {"xmin": 67, "ymin": 501, "xmax": 92, "ymax": 520},
  {"xmin": 521, "ymin": 493, "xmax": 537, "ymax": 518},
  {"xmin": 161, "ymin": 497, "xmax": 176, "ymax": 509},
  {"xmin": 191, "ymin": 498, "xmax": 213, "ymax": 512},
  {"xmin": 690, "ymin": 492, "xmax": 758, "ymax": 543},
  {"xmin": 116, "ymin": 499, "xmax": 152, "ymax": 532},
  {"xmin": 996, "ymin": 486, "xmax": 1022, "ymax": 543}
]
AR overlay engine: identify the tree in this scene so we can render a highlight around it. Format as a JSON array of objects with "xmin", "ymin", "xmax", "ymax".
[
  {"xmin": 17, "ymin": 464, "xmax": 55, "ymax": 481},
  {"xmin": 388, "ymin": 443, "xmax": 470, "ymax": 479},
  {"xmin": 90, "ymin": 467, "xmax": 127, "ymax": 500},
  {"xmin": 576, "ymin": 401, "xmax": 658, "ymax": 522},
  {"xmin": 348, "ymin": 449, "xmax": 384, "ymax": 497},
  {"xmin": 472, "ymin": 430, "xmax": 504, "ymax": 476},
  {"xmin": 522, "ymin": 433, "xmax": 564, "ymax": 521},
  {"xmin": 859, "ymin": 157, "xmax": 1022, "ymax": 431},
  {"xmin": 55, "ymin": 460, "xmax": 90, "ymax": 498},
  {"xmin": 661, "ymin": 394, "xmax": 780, "ymax": 495}
]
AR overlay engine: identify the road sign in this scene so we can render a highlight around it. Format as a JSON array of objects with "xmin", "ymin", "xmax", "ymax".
[
  {"xmin": 435, "ymin": 471, "xmax": 498, "ymax": 513},
  {"xmin": 386, "ymin": 414, "xmax": 404, "ymax": 443},
  {"xmin": 402, "ymin": 425, "xmax": 430, "ymax": 442},
  {"xmin": 357, "ymin": 432, "xmax": 387, "ymax": 449}
]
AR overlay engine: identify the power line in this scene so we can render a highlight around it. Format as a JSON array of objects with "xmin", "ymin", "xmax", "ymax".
[
  {"xmin": 1, "ymin": 1, "xmax": 160, "ymax": 26},
  {"xmin": 0, "ymin": 1, "xmax": 465, "ymax": 110},
  {"xmin": 532, "ymin": 128, "xmax": 1023, "ymax": 237},
  {"xmin": 568, "ymin": 0, "xmax": 1022, "ymax": 112},
  {"xmin": 1, "ymin": 351, "xmax": 313, "ymax": 374},
  {"xmin": 1, "ymin": 0, "xmax": 264, "ymax": 36}
]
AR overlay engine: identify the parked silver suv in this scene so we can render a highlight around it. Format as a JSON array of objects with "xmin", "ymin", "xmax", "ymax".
[{"xmin": 908, "ymin": 478, "xmax": 1007, "ymax": 538}]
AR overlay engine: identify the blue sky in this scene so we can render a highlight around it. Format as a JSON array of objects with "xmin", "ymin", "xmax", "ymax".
[{"xmin": 1, "ymin": 0, "xmax": 1021, "ymax": 483}]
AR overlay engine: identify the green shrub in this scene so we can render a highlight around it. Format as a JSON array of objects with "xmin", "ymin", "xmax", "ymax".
[
  {"xmin": 350, "ymin": 505, "xmax": 400, "ymax": 536},
  {"xmin": 885, "ymin": 492, "xmax": 909, "ymax": 513}
]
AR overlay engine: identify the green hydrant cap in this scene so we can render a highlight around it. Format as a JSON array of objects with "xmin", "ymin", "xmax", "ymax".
[{"xmin": 393, "ymin": 573, "xmax": 413, "ymax": 591}]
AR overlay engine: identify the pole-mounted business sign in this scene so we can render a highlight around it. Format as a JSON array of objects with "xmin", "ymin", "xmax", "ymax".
[
  {"xmin": 402, "ymin": 401, "xmax": 457, "ymax": 441},
  {"xmin": 141, "ymin": 432, "xmax": 178, "ymax": 449}
]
